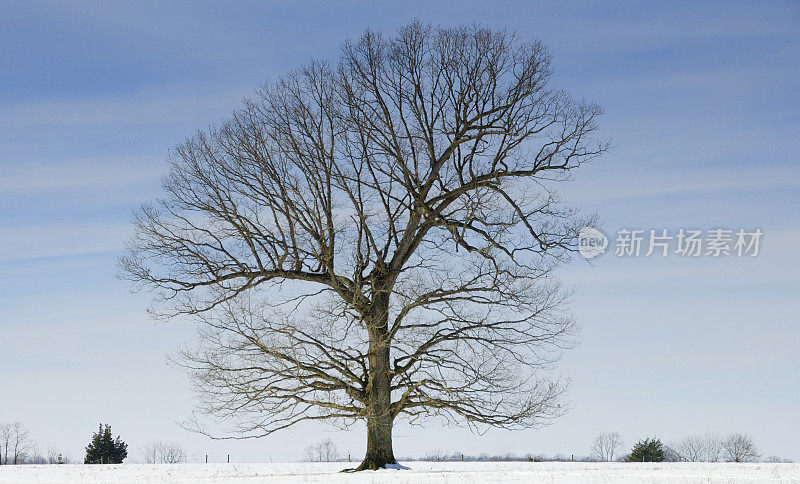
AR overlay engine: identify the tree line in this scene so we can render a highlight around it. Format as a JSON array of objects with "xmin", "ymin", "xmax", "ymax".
[
  {"xmin": 303, "ymin": 433, "xmax": 792, "ymax": 464},
  {"xmin": 0, "ymin": 421, "xmax": 188, "ymax": 465},
  {"xmin": 591, "ymin": 431, "xmax": 792, "ymax": 463}
]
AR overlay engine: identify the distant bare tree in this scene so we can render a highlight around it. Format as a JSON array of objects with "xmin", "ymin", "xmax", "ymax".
[
  {"xmin": 722, "ymin": 433, "xmax": 760, "ymax": 462},
  {"xmin": 672, "ymin": 434, "xmax": 722, "ymax": 462},
  {"xmin": 591, "ymin": 432, "xmax": 623, "ymax": 462},
  {"xmin": 14, "ymin": 423, "xmax": 34, "ymax": 465},
  {"xmin": 662, "ymin": 444, "xmax": 681, "ymax": 462},
  {"xmin": 423, "ymin": 449, "xmax": 447, "ymax": 462},
  {"xmin": 703, "ymin": 433, "xmax": 723, "ymax": 462},
  {"xmin": 23, "ymin": 451, "xmax": 46, "ymax": 465},
  {"xmin": 675, "ymin": 432, "xmax": 723, "ymax": 462},
  {"xmin": 0, "ymin": 422, "xmax": 35, "ymax": 465},
  {"xmin": 766, "ymin": 455, "xmax": 793, "ymax": 463},
  {"xmin": 0, "ymin": 424, "xmax": 8, "ymax": 465},
  {"xmin": 304, "ymin": 438, "xmax": 340, "ymax": 462},
  {"xmin": 121, "ymin": 21, "xmax": 606, "ymax": 470},
  {"xmin": 46, "ymin": 448, "xmax": 71, "ymax": 464},
  {"xmin": 46, "ymin": 448, "xmax": 59, "ymax": 464},
  {"xmin": 142, "ymin": 440, "xmax": 187, "ymax": 464}
]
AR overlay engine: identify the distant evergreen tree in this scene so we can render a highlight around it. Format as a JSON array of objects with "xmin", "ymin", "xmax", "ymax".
[
  {"xmin": 84, "ymin": 424, "xmax": 128, "ymax": 464},
  {"xmin": 626, "ymin": 438, "xmax": 665, "ymax": 462}
]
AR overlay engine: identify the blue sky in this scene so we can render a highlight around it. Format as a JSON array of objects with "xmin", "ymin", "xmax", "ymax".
[{"xmin": 1, "ymin": 1, "xmax": 798, "ymax": 463}]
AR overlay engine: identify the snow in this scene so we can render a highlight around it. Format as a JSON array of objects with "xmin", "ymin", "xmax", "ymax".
[{"xmin": 0, "ymin": 462, "xmax": 798, "ymax": 483}]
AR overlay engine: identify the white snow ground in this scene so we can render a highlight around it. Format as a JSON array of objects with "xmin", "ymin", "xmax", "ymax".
[{"xmin": 1, "ymin": 461, "xmax": 798, "ymax": 483}]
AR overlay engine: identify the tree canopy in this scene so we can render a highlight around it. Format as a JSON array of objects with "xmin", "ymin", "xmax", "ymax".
[{"xmin": 121, "ymin": 21, "xmax": 607, "ymax": 470}]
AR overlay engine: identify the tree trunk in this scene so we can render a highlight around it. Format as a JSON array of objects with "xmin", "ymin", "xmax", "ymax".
[
  {"xmin": 354, "ymin": 292, "xmax": 397, "ymax": 471},
  {"xmin": 356, "ymin": 396, "xmax": 395, "ymax": 470}
]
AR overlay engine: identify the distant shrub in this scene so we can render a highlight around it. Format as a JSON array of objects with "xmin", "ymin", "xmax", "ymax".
[
  {"xmin": 626, "ymin": 438, "xmax": 665, "ymax": 462},
  {"xmin": 84, "ymin": 424, "xmax": 127, "ymax": 464}
]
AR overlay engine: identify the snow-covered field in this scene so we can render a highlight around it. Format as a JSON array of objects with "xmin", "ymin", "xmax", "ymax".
[{"xmin": 1, "ymin": 462, "xmax": 798, "ymax": 483}]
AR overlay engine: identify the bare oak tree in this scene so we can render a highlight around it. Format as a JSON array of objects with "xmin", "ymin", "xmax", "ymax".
[
  {"xmin": 121, "ymin": 22, "xmax": 606, "ymax": 470},
  {"xmin": 591, "ymin": 431, "xmax": 623, "ymax": 462}
]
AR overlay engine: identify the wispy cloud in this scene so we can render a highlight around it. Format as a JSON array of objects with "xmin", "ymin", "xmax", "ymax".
[
  {"xmin": 0, "ymin": 156, "xmax": 165, "ymax": 193},
  {"xmin": 549, "ymin": 5, "xmax": 798, "ymax": 56},
  {"xmin": 0, "ymin": 222, "xmax": 130, "ymax": 262},
  {"xmin": 565, "ymin": 163, "xmax": 800, "ymax": 203},
  {"xmin": 0, "ymin": 83, "xmax": 251, "ymax": 129}
]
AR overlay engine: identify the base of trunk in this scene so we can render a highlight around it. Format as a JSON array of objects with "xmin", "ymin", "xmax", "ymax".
[
  {"xmin": 342, "ymin": 455, "xmax": 401, "ymax": 472},
  {"xmin": 356, "ymin": 455, "xmax": 397, "ymax": 471}
]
